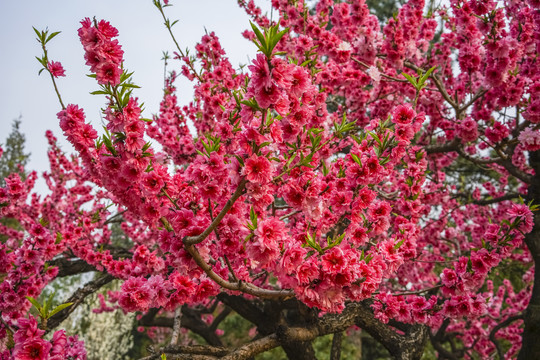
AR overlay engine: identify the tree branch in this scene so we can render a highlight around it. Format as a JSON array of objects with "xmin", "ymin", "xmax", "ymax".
[
  {"xmin": 489, "ymin": 314, "xmax": 523, "ymax": 360},
  {"xmin": 184, "ymin": 179, "xmax": 247, "ymax": 246},
  {"xmin": 48, "ymin": 258, "xmax": 97, "ymax": 277},
  {"xmin": 183, "ymin": 242, "xmax": 293, "ymax": 300},
  {"xmin": 45, "ymin": 273, "xmax": 114, "ymax": 333},
  {"xmin": 453, "ymin": 192, "xmax": 523, "ymax": 206}
]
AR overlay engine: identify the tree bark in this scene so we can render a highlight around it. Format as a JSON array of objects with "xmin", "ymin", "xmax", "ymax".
[{"xmin": 518, "ymin": 150, "xmax": 540, "ymax": 359}]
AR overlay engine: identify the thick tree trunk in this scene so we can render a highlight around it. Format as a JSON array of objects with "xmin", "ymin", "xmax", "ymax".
[
  {"xmin": 354, "ymin": 302, "xmax": 427, "ymax": 360},
  {"xmin": 518, "ymin": 150, "xmax": 540, "ymax": 359}
]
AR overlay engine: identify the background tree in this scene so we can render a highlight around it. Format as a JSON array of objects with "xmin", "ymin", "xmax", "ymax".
[
  {"xmin": 0, "ymin": 117, "xmax": 30, "ymax": 187},
  {"xmin": 0, "ymin": 117, "xmax": 30, "ymax": 243}
]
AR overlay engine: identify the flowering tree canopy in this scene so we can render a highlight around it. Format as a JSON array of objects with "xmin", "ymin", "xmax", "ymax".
[{"xmin": 1, "ymin": 0, "xmax": 540, "ymax": 359}]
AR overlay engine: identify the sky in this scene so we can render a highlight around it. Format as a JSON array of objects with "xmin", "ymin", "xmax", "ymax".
[{"xmin": 0, "ymin": 0, "xmax": 271, "ymax": 193}]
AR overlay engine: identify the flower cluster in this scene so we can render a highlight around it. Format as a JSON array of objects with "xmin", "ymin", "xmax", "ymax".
[
  {"xmin": 2, "ymin": 0, "xmax": 539, "ymax": 358},
  {"xmin": 78, "ymin": 18, "xmax": 123, "ymax": 86},
  {"xmin": 9, "ymin": 317, "xmax": 86, "ymax": 360}
]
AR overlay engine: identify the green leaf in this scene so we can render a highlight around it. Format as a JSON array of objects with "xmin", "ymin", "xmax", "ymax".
[
  {"xmin": 142, "ymin": 141, "xmax": 152, "ymax": 152},
  {"xmin": 35, "ymin": 56, "xmax": 46, "ymax": 67},
  {"xmin": 402, "ymin": 72, "xmax": 418, "ymax": 88},
  {"xmin": 394, "ymin": 239, "xmax": 405, "ymax": 250},
  {"xmin": 195, "ymin": 149, "xmax": 207, "ymax": 158},
  {"xmin": 351, "ymin": 153, "xmax": 362, "ymax": 166},
  {"xmin": 90, "ymin": 90, "xmax": 109, "ymax": 96},
  {"xmin": 33, "ymin": 27, "xmax": 43, "ymax": 42},
  {"xmin": 250, "ymin": 207, "xmax": 258, "ymax": 227},
  {"xmin": 418, "ymin": 65, "xmax": 436, "ymax": 87},
  {"xmin": 243, "ymin": 232, "xmax": 254, "ymax": 244},
  {"xmin": 43, "ymin": 291, "xmax": 56, "ymax": 318},
  {"xmin": 45, "ymin": 31, "xmax": 61, "ymax": 44},
  {"xmin": 321, "ymin": 159, "xmax": 329, "ymax": 176},
  {"xmin": 122, "ymin": 83, "xmax": 140, "ymax": 89},
  {"xmin": 233, "ymin": 154, "xmax": 245, "ymax": 166},
  {"xmin": 250, "ymin": 21, "xmax": 267, "ymax": 53},
  {"xmin": 26, "ymin": 296, "xmax": 43, "ymax": 314},
  {"xmin": 47, "ymin": 302, "xmax": 73, "ymax": 318}
]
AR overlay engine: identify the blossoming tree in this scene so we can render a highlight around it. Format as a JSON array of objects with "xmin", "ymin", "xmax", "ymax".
[{"xmin": 1, "ymin": 0, "xmax": 540, "ymax": 358}]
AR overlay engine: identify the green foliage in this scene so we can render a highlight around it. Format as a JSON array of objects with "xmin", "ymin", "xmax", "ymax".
[
  {"xmin": 250, "ymin": 21, "xmax": 289, "ymax": 58},
  {"xmin": 0, "ymin": 118, "xmax": 30, "ymax": 243},
  {"xmin": 26, "ymin": 293, "xmax": 73, "ymax": 324},
  {"xmin": 366, "ymin": 0, "xmax": 406, "ymax": 23},
  {"xmin": 0, "ymin": 118, "xmax": 30, "ymax": 186},
  {"xmin": 402, "ymin": 66, "xmax": 437, "ymax": 92}
]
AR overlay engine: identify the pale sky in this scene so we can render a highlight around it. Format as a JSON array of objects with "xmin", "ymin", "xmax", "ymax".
[{"xmin": 0, "ymin": 1, "xmax": 271, "ymax": 193}]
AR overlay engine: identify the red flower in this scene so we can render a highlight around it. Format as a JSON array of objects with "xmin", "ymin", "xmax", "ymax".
[
  {"xmin": 96, "ymin": 61, "xmax": 122, "ymax": 86},
  {"xmin": 13, "ymin": 338, "xmax": 52, "ymax": 360},
  {"xmin": 243, "ymin": 154, "xmax": 273, "ymax": 184},
  {"xmin": 47, "ymin": 61, "xmax": 66, "ymax": 78},
  {"xmin": 392, "ymin": 104, "xmax": 416, "ymax": 125}
]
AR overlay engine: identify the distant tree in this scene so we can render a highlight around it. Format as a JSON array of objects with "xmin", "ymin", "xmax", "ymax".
[
  {"xmin": 366, "ymin": 0, "xmax": 406, "ymax": 23},
  {"xmin": 0, "ymin": 118, "xmax": 30, "ymax": 242},
  {"xmin": 0, "ymin": 117, "xmax": 30, "ymax": 187}
]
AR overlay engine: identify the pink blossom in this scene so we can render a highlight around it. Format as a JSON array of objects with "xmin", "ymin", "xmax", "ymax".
[
  {"xmin": 518, "ymin": 127, "xmax": 540, "ymax": 151},
  {"xmin": 12, "ymin": 338, "xmax": 52, "ymax": 360},
  {"xmin": 508, "ymin": 203, "xmax": 534, "ymax": 233},
  {"xmin": 96, "ymin": 61, "xmax": 122, "ymax": 86},
  {"xmin": 249, "ymin": 53, "xmax": 272, "ymax": 90},
  {"xmin": 242, "ymin": 154, "xmax": 273, "ymax": 184},
  {"xmin": 321, "ymin": 247, "xmax": 348, "ymax": 273},
  {"xmin": 392, "ymin": 104, "xmax": 416, "ymax": 125},
  {"xmin": 47, "ymin": 61, "xmax": 65, "ymax": 77}
]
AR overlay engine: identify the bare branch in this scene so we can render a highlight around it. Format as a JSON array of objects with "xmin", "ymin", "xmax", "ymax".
[{"xmin": 426, "ymin": 139, "xmax": 459, "ymax": 155}]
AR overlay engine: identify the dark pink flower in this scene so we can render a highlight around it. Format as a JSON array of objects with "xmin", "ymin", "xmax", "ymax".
[
  {"xmin": 249, "ymin": 53, "xmax": 272, "ymax": 90},
  {"xmin": 13, "ymin": 338, "xmax": 52, "ymax": 360},
  {"xmin": 441, "ymin": 268, "xmax": 458, "ymax": 288},
  {"xmin": 96, "ymin": 61, "xmax": 122, "ymax": 86},
  {"xmin": 5, "ymin": 174, "xmax": 24, "ymax": 196},
  {"xmin": 47, "ymin": 61, "xmax": 66, "ymax": 78},
  {"xmin": 392, "ymin": 104, "xmax": 416, "ymax": 125},
  {"xmin": 508, "ymin": 203, "xmax": 533, "ymax": 233},
  {"xmin": 243, "ymin": 154, "xmax": 273, "ymax": 184}
]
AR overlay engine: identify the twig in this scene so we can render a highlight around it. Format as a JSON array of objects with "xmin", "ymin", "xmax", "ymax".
[
  {"xmin": 279, "ymin": 210, "xmax": 301, "ymax": 221},
  {"xmin": 453, "ymin": 192, "xmax": 522, "ymax": 206},
  {"xmin": 223, "ymin": 255, "xmax": 238, "ymax": 282},
  {"xmin": 154, "ymin": 2, "xmax": 203, "ymax": 83},
  {"xmin": 351, "ymin": 57, "xmax": 408, "ymax": 83},
  {"xmin": 103, "ymin": 210, "xmax": 127, "ymax": 225}
]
